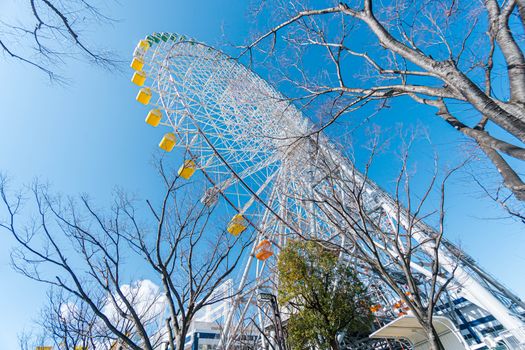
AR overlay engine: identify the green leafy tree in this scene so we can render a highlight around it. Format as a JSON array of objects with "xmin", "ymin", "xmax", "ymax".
[{"xmin": 277, "ymin": 241, "xmax": 373, "ymax": 350}]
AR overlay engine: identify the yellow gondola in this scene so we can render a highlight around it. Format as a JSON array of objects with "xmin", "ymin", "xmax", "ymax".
[
  {"xmin": 145, "ymin": 109, "xmax": 162, "ymax": 127},
  {"xmin": 159, "ymin": 133, "xmax": 176, "ymax": 152},
  {"xmin": 138, "ymin": 39, "xmax": 150, "ymax": 50},
  {"xmin": 136, "ymin": 87, "xmax": 152, "ymax": 105},
  {"xmin": 130, "ymin": 56, "xmax": 144, "ymax": 71},
  {"xmin": 131, "ymin": 70, "xmax": 147, "ymax": 86},
  {"xmin": 227, "ymin": 214, "xmax": 247, "ymax": 236},
  {"xmin": 133, "ymin": 39, "xmax": 150, "ymax": 58},
  {"xmin": 178, "ymin": 160, "xmax": 196, "ymax": 179}
]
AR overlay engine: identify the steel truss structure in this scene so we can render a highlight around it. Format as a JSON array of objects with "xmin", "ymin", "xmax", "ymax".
[{"xmin": 132, "ymin": 33, "xmax": 525, "ymax": 349}]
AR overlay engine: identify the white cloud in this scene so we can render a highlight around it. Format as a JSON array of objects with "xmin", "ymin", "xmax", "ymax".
[
  {"xmin": 103, "ymin": 279, "xmax": 167, "ymax": 325},
  {"xmin": 59, "ymin": 301, "xmax": 80, "ymax": 322}
]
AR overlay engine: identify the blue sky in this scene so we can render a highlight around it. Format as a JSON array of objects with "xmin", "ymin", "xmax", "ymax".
[{"xmin": 0, "ymin": 0, "xmax": 524, "ymax": 348}]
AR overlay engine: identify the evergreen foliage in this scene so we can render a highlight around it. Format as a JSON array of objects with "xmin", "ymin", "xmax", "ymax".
[{"xmin": 277, "ymin": 241, "xmax": 373, "ymax": 350}]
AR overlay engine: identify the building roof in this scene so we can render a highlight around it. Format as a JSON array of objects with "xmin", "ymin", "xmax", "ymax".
[{"xmin": 369, "ymin": 315, "xmax": 462, "ymax": 346}]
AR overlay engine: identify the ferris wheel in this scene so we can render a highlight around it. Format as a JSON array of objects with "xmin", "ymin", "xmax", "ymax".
[{"xmin": 129, "ymin": 33, "xmax": 525, "ymax": 348}]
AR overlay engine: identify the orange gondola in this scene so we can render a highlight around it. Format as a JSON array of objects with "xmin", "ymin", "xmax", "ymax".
[{"xmin": 255, "ymin": 239, "xmax": 273, "ymax": 260}]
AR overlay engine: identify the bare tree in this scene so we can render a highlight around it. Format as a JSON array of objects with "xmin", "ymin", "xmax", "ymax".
[
  {"xmin": 20, "ymin": 284, "xmax": 163, "ymax": 349},
  {"xmin": 244, "ymin": 0, "xmax": 525, "ymax": 207},
  {"xmin": 276, "ymin": 132, "xmax": 465, "ymax": 350},
  {"xmin": 0, "ymin": 0, "xmax": 119, "ymax": 80},
  {"xmin": 38, "ymin": 289, "xmax": 101, "ymax": 350},
  {"xmin": 18, "ymin": 330, "xmax": 46, "ymax": 350},
  {"xmin": 131, "ymin": 161, "xmax": 253, "ymax": 350},
  {"xmin": 0, "ymin": 159, "xmax": 252, "ymax": 350}
]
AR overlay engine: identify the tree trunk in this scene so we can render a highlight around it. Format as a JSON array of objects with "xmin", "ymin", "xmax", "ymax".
[
  {"xmin": 176, "ymin": 331, "xmax": 187, "ymax": 350},
  {"xmin": 425, "ymin": 326, "xmax": 445, "ymax": 350},
  {"xmin": 329, "ymin": 337, "xmax": 340, "ymax": 350}
]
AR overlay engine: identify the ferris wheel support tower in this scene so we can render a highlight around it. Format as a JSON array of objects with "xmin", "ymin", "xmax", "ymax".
[{"xmin": 129, "ymin": 33, "xmax": 525, "ymax": 347}]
